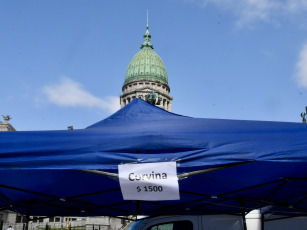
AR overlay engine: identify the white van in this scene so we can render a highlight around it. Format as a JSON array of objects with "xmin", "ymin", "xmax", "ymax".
[
  {"xmin": 123, "ymin": 212, "xmax": 307, "ymax": 230},
  {"xmin": 124, "ymin": 215, "xmax": 246, "ymax": 230}
]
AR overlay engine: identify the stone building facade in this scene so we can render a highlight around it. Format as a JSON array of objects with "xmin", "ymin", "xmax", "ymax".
[
  {"xmin": 0, "ymin": 213, "xmax": 125, "ymax": 230},
  {"xmin": 120, "ymin": 24, "xmax": 173, "ymax": 111}
]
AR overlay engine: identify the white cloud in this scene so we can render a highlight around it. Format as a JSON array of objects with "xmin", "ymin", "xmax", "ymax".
[
  {"xmin": 43, "ymin": 77, "xmax": 120, "ymax": 113},
  {"xmin": 285, "ymin": 0, "xmax": 307, "ymax": 13},
  {"xmin": 186, "ymin": 0, "xmax": 307, "ymax": 27},
  {"xmin": 295, "ymin": 43, "xmax": 307, "ymax": 89}
]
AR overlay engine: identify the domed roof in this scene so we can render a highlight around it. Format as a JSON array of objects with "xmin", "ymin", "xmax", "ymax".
[{"xmin": 124, "ymin": 26, "xmax": 168, "ymax": 85}]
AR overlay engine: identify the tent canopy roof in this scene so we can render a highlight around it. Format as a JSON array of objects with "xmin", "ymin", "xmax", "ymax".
[{"xmin": 1, "ymin": 99, "xmax": 307, "ymax": 218}]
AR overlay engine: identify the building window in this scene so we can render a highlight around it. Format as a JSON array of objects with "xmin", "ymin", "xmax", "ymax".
[
  {"xmin": 55, "ymin": 218, "xmax": 61, "ymax": 222},
  {"xmin": 16, "ymin": 215, "xmax": 22, "ymax": 223},
  {"xmin": 49, "ymin": 218, "xmax": 54, "ymax": 222}
]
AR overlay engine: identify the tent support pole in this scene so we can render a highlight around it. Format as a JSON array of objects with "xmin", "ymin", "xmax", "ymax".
[
  {"xmin": 0, "ymin": 184, "xmax": 58, "ymax": 199},
  {"xmin": 136, "ymin": 200, "xmax": 141, "ymax": 219},
  {"xmin": 261, "ymin": 214, "xmax": 264, "ymax": 230},
  {"xmin": 241, "ymin": 212, "xmax": 247, "ymax": 230},
  {"xmin": 241, "ymin": 201, "xmax": 247, "ymax": 230},
  {"xmin": 25, "ymin": 201, "xmax": 31, "ymax": 230}
]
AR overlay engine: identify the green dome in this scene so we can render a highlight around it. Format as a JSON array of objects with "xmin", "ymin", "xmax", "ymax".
[{"xmin": 124, "ymin": 27, "xmax": 168, "ymax": 85}]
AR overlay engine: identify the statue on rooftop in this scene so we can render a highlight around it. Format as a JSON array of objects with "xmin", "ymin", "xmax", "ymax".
[
  {"xmin": 301, "ymin": 107, "xmax": 307, "ymax": 123},
  {"xmin": 2, "ymin": 115, "xmax": 11, "ymax": 122},
  {"xmin": 145, "ymin": 89, "xmax": 157, "ymax": 105}
]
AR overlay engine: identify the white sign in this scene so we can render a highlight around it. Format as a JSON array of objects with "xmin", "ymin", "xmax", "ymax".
[{"xmin": 118, "ymin": 162, "xmax": 180, "ymax": 201}]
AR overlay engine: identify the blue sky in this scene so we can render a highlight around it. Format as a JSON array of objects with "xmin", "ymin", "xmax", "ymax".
[{"xmin": 1, "ymin": 0, "xmax": 307, "ymax": 131}]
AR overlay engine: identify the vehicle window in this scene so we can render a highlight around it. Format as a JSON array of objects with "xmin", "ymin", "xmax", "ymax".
[
  {"xmin": 146, "ymin": 220, "xmax": 193, "ymax": 230},
  {"xmin": 127, "ymin": 219, "xmax": 145, "ymax": 230}
]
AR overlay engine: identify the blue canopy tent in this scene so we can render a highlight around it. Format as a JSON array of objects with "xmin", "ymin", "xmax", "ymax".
[{"xmin": 1, "ymin": 99, "xmax": 307, "ymax": 227}]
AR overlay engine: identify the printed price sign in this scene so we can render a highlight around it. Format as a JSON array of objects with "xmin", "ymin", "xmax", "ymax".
[{"xmin": 118, "ymin": 162, "xmax": 180, "ymax": 201}]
